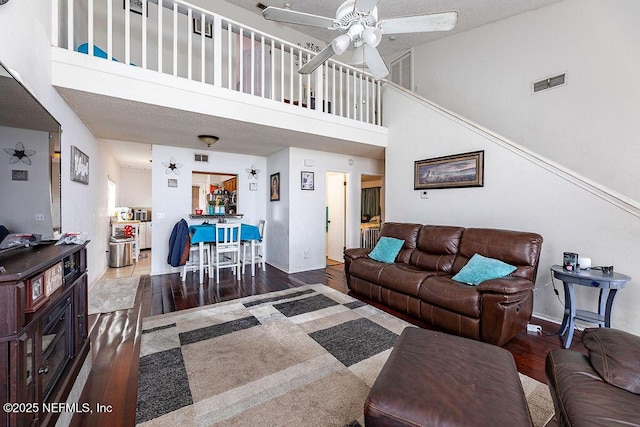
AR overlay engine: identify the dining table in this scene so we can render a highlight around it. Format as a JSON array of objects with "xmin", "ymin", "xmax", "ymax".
[{"xmin": 189, "ymin": 223, "xmax": 262, "ymax": 282}]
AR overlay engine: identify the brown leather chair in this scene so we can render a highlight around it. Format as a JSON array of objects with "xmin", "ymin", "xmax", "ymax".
[{"xmin": 545, "ymin": 328, "xmax": 640, "ymax": 427}]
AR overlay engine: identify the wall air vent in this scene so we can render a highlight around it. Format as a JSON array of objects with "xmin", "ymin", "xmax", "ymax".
[
  {"xmin": 194, "ymin": 154, "xmax": 209, "ymax": 162},
  {"xmin": 533, "ymin": 73, "xmax": 566, "ymax": 93}
]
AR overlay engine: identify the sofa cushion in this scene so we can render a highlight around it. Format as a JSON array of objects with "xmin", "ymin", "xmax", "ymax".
[
  {"xmin": 410, "ymin": 225, "xmax": 464, "ymax": 273},
  {"xmin": 349, "ymin": 257, "xmax": 392, "ymax": 286},
  {"xmin": 379, "ymin": 264, "xmax": 445, "ymax": 297},
  {"xmin": 379, "ymin": 223, "xmax": 422, "ymax": 263},
  {"xmin": 418, "ymin": 275, "xmax": 481, "ymax": 318},
  {"xmin": 582, "ymin": 328, "xmax": 640, "ymax": 394},
  {"xmin": 453, "ymin": 228, "xmax": 543, "ymax": 282},
  {"xmin": 452, "ymin": 254, "xmax": 516, "ymax": 286},
  {"xmin": 368, "ymin": 237, "xmax": 404, "ymax": 263}
]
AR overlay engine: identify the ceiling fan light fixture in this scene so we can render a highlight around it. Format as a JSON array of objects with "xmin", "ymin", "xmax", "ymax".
[
  {"xmin": 362, "ymin": 26, "xmax": 382, "ymax": 47},
  {"xmin": 198, "ymin": 134, "xmax": 219, "ymax": 148},
  {"xmin": 331, "ymin": 34, "xmax": 351, "ymax": 55}
]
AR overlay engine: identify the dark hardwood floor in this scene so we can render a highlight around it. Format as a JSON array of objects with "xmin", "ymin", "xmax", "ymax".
[{"xmin": 71, "ymin": 263, "xmax": 584, "ymax": 426}]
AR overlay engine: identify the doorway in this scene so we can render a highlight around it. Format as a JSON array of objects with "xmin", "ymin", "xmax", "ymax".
[
  {"xmin": 326, "ymin": 172, "xmax": 346, "ymax": 265},
  {"xmin": 360, "ymin": 174, "xmax": 383, "ymax": 249}
]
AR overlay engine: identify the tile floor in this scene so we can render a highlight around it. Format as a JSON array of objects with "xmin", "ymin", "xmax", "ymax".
[{"xmin": 101, "ymin": 249, "xmax": 152, "ymax": 279}]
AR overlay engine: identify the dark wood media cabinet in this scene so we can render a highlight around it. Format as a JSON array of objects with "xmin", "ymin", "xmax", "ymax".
[{"xmin": 0, "ymin": 243, "xmax": 90, "ymax": 427}]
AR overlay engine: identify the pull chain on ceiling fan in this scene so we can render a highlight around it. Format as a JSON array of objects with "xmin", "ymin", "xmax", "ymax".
[{"xmin": 263, "ymin": 0, "xmax": 457, "ymax": 80}]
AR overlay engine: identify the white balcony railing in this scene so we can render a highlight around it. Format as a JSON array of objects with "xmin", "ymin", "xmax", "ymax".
[{"xmin": 52, "ymin": 0, "xmax": 382, "ymax": 126}]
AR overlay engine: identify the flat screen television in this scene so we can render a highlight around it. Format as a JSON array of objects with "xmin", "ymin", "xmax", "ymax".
[{"xmin": 0, "ymin": 59, "xmax": 61, "ymax": 252}]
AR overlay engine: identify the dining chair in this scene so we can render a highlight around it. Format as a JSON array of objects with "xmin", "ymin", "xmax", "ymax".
[
  {"xmin": 242, "ymin": 219, "xmax": 267, "ymax": 275},
  {"xmin": 181, "ymin": 241, "xmax": 211, "ymax": 284},
  {"xmin": 212, "ymin": 222, "xmax": 242, "ymax": 283}
]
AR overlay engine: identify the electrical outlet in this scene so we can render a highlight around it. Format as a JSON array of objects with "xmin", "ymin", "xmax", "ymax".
[
  {"xmin": 157, "ymin": 213, "xmax": 165, "ymax": 219},
  {"xmin": 303, "ymin": 249, "xmax": 310, "ymax": 259},
  {"xmin": 420, "ymin": 191, "xmax": 429, "ymax": 199},
  {"xmin": 35, "ymin": 214, "xmax": 45, "ymax": 221}
]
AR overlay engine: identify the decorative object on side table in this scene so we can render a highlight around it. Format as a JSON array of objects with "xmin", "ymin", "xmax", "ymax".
[
  {"xmin": 70, "ymin": 145, "xmax": 90, "ymax": 184},
  {"xmin": 414, "ymin": 150, "xmax": 484, "ymax": 190},
  {"xmin": 301, "ymin": 171, "xmax": 314, "ymax": 190},
  {"xmin": 563, "ymin": 252, "xmax": 579, "ymax": 271}
]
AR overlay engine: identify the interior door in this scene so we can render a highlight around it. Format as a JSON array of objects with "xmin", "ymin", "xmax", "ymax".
[{"xmin": 326, "ymin": 172, "xmax": 345, "ymax": 263}]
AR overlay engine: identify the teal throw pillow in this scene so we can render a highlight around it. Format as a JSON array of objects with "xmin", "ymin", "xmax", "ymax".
[
  {"xmin": 452, "ymin": 253, "xmax": 517, "ymax": 286},
  {"xmin": 369, "ymin": 237, "xmax": 404, "ymax": 263}
]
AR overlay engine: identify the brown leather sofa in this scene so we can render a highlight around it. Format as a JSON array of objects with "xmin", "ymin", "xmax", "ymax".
[
  {"xmin": 344, "ymin": 222, "xmax": 543, "ymax": 346},
  {"xmin": 545, "ymin": 328, "xmax": 640, "ymax": 426}
]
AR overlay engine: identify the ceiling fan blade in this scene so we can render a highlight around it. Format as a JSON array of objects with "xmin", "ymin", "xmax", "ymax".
[
  {"xmin": 355, "ymin": 0, "xmax": 378, "ymax": 14},
  {"xmin": 299, "ymin": 44, "xmax": 337, "ymax": 75},
  {"xmin": 262, "ymin": 7, "xmax": 338, "ymax": 29},
  {"xmin": 379, "ymin": 11, "xmax": 458, "ymax": 34},
  {"xmin": 364, "ymin": 46, "xmax": 389, "ymax": 80}
]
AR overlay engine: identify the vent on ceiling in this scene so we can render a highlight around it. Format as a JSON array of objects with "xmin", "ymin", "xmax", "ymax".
[
  {"xmin": 533, "ymin": 73, "xmax": 566, "ymax": 93},
  {"xmin": 194, "ymin": 153, "xmax": 209, "ymax": 162},
  {"xmin": 256, "ymin": 3, "xmax": 268, "ymax": 10}
]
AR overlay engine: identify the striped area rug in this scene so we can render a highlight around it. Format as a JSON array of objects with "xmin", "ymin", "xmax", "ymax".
[{"xmin": 135, "ymin": 284, "xmax": 554, "ymax": 426}]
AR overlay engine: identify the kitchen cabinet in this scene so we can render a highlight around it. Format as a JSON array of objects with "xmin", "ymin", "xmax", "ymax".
[
  {"xmin": 0, "ymin": 243, "xmax": 89, "ymax": 426},
  {"xmin": 223, "ymin": 177, "xmax": 237, "ymax": 192},
  {"xmin": 137, "ymin": 222, "xmax": 153, "ymax": 250}
]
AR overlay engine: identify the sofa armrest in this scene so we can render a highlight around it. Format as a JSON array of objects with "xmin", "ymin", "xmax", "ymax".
[
  {"xmin": 344, "ymin": 248, "xmax": 371, "ymax": 287},
  {"xmin": 477, "ymin": 277, "xmax": 535, "ymax": 295},
  {"xmin": 344, "ymin": 247, "xmax": 371, "ymax": 261}
]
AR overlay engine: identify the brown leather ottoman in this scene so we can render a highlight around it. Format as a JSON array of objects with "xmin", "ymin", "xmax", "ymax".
[{"xmin": 365, "ymin": 328, "xmax": 533, "ymax": 426}]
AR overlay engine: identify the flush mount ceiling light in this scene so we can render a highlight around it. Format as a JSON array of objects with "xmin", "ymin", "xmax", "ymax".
[{"xmin": 198, "ymin": 134, "xmax": 219, "ymax": 148}]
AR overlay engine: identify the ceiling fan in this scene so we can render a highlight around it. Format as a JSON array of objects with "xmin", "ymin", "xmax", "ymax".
[{"xmin": 262, "ymin": 0, "xmax": 458, "ymax": 80}]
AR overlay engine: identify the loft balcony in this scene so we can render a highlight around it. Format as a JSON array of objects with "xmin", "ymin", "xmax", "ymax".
[{"xmin": 50, "ymin": 0, "xmax": 387, "ymax": 157}]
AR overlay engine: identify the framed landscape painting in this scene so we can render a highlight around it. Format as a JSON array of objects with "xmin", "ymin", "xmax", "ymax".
[{"xmin": 414, "ymin": 151, "xmax": 484, "ymax": 190}]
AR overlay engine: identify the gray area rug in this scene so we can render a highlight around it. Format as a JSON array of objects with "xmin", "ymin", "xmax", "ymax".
[
  {"xmin": 88, "ymin": 275, "xmax": 140, "ymax": 315},
  {"xmin": 135, "ymin": 284, "xmax": 554, "ymax": 426}
]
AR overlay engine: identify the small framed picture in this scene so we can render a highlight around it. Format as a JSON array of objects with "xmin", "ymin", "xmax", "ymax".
[
  {"xmin": 270, "ymin": 173, "xmax": 280, "ymax": 201},
  {"xmin": 168, "ymin": 178, "xmax": 178, "ymax": 188},
  {"xmin": 193, "ymin": 18, "xmax": 213, "ymax": 38},
  {"xmin": 25, "ymin": 273, "xmax": 47, "ymax": 313},
  {"xmin": 124, "ymin": 0, "xmax": 144, "ymax": 15},
  {"xmin": 12, "ymin": 170, "xmax": 28, "ymax": 181},
  {"xmin": 249, "ymin": 182, "xmax": 257, "ymax": 191},
  {"xmin": 70, "ymin": 145, "xmax": 90, "ymax": 185},
  {"xmin": 301, "ymin": 171, "xmax": 314, "ymax": 190}
]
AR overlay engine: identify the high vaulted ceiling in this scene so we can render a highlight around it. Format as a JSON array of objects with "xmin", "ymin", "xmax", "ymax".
[
  {"xmin": 92, "ymin": 0, "xmax": 564, "ymax": 169},
  {"xmin": 224, "ymin": 0, "xmax": 563, "ymax": 59}
]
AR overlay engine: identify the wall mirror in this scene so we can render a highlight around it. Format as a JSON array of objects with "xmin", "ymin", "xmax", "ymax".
[
  {"xmin": 191, "ymin": 172, "xmax": 238, "ymax": 215},
  {"xmin": 0, "ymin": 60, "xmax": 62, "ymax": 241}
]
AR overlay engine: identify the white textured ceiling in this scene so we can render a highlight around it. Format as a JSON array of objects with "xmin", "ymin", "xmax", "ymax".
[
  {"xmin": 63, "ymin": 0, "xmax": 563, "ymax": 169},
  {"xmin": 226, "ymin": 0, "xmax": 563, "ymax": 58}
]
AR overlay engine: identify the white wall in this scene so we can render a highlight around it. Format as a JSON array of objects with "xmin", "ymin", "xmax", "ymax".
[
  {"xmin": 286, "ymin": 148, "xmax": 384, "ymax": 273},
  {"xmin": 151, "ymin": 144, "xmax": 267, "ymax": 275},
  {"xmin": 0, "ymin": 0, "xmax": 117, "ymax": 286},
  {"xmin": 266, "ymin": 148, "xmax": 290, "ymax": 272},
  {"xmin": 383, "ymin": 85, "xmax": 640, "ymax": 335},
  {"xmin": 411, "ymin": 0, "xmax": 640, "ymax": 202},
  {"xmin": 119, "ymin": 167, "xmax": 152, "ymax": 207}
]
